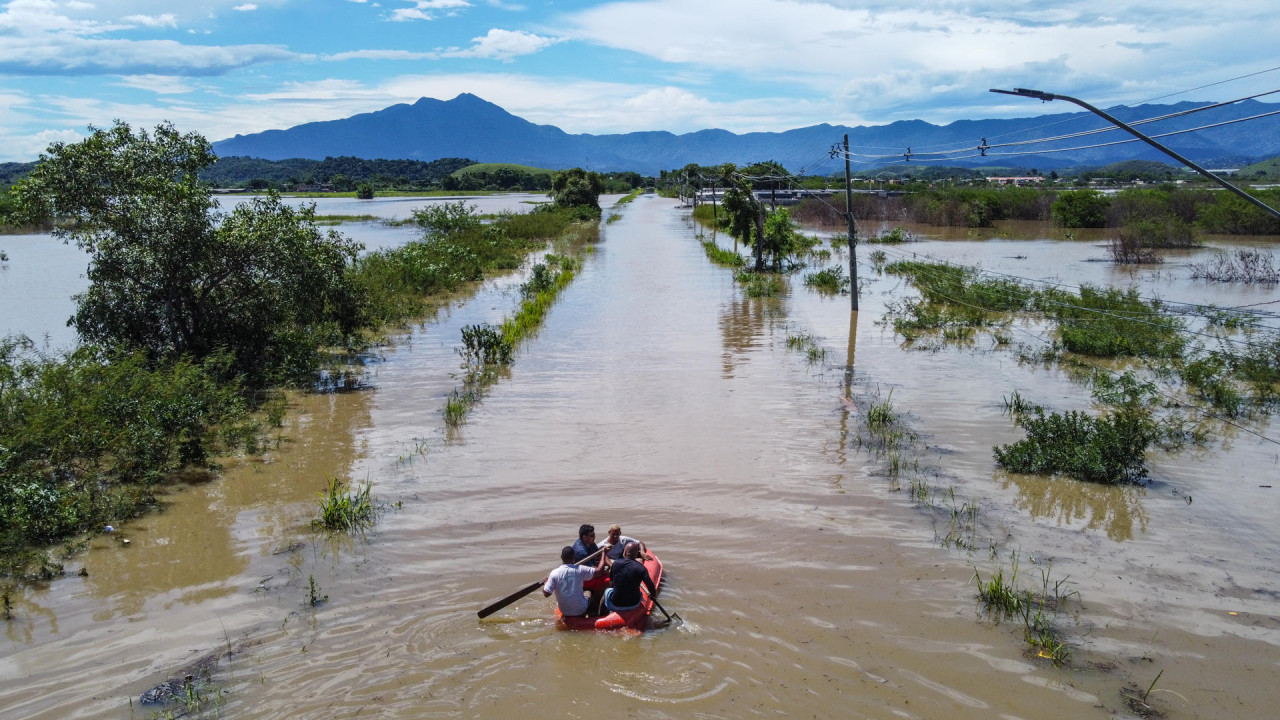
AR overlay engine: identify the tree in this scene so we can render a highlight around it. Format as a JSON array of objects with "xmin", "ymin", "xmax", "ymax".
[
  {"xmin": 13, "ymin": 121, "xmax": 364, "ymax": 385},
  {"xmin": 1051, "ymin": 189, "xmax": 1111, "ymax": 228},
  {"xmin": 549, "ymin": 167, "xmax": 604, "ymax": 212},
  {"xmin": 718, "ymin": 164, "xmax": 767, "ymax": 271},
  {"xmin": 355, "ymin": 182, "xmax": 375, "ymax": 199}
]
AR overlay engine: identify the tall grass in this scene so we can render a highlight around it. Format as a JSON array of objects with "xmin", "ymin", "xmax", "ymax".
[
  {"xmin": 312, "ymin": 476, "xmax": 377, "ymax": 532},
  {"xmin": 701, "ymin": 238, "xmax": 747, "ymax": 267}
]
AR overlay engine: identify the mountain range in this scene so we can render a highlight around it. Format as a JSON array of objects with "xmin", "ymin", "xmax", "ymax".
[{"xmin": 211, "ymin": 93, "xmax": 1280, "ymax": 176}]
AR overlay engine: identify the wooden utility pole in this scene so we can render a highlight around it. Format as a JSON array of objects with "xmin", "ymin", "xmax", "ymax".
[{"xmin": 843, "ymin": 134, "xmax": 859, "ymax": 311}]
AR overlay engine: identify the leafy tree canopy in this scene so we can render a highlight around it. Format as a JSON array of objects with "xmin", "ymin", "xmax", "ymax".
[
  {"xmin": 13, "ymin": 121, "xmax": 364, "ymax": 386},
  {"xmin": 549, "ymin": 167, "xmax": 604, "ymax": 211}
]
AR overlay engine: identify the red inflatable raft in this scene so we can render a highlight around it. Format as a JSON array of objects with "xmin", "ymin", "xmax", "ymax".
[{"xmin": 556, "ymin": 551, "xmax": 663, "ymax": 633}]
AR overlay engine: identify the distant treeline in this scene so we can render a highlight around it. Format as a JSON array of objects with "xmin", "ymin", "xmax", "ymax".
[
  {"xmin": 201, "ymin": 155, "xmax": 477, "ymax": 190},
  {"xmin": 787, "ymin": 185, "xmax": 1280, "ymax": 234}
]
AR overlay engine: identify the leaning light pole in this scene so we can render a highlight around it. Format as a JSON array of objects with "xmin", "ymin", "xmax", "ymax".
[{"xmin": 990, "ymin": 87, "xmax": 1280, "ymax": 220}]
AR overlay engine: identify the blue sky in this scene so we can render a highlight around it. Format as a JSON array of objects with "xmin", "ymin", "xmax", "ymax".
[{"xmin": 1, "ymin": 0, "xmax": 1276, "ymax": 162}]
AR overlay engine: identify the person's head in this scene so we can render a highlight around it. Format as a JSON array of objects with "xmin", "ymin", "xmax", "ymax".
[
  {"xmin": 561, "ymin": 546, "xmax": 575, "ymax": 564},
  {"xmin": 578, "ymin": 524, "xmax": 595, "ymax": 543},
  {"xmin": 623, "ymin": 541, "xmax": 640, "ymax": 560},
  {"xmin": 607, "ymin": 524, "xmax": 623, "ymax": 543}
]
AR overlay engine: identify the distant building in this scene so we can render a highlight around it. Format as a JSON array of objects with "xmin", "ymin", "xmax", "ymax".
[{"xmin": 986, "ymin": 176, "xmax": 1044, "ymax": 186}]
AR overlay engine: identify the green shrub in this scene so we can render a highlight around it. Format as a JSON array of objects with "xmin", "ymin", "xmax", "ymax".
[
  {"xmin": 804, "ymin": 265, "xmax": 849, "ymax": 294},
  {"xmin": 994, "ymin": 406, "xmax": 1156, "ymax": 484},
  {"xmin": 1051, "ymin": 189, "xmax": 1111, "ymax": 228}
]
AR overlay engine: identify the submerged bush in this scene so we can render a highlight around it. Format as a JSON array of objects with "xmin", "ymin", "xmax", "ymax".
[
  {"xmin": 804, "ymin": 265, "xmax": 849, "ymax": 294},
  {"xmin": 1, "ymin": 340, "xmax": 253, "ymax": 566},
  {"xmin": 994, "ymin": 406, "xmax": 1157, "ymax": 484},
  {"xmin": 1189, "ymin": 249, "xmax": 1279, "ymax": 283},
  {"xmin": 1037, "ymin": 286, "xmax": 1184, "ymax": 359}
]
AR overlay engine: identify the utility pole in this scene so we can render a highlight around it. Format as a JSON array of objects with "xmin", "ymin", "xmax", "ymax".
[
  {"xmin": 843, "ymin": 134, "xmax": 859, "ymax": 311},
  {"xmin": 991, "ymin": 88, "xmax": 1280, "ymax": 220}
]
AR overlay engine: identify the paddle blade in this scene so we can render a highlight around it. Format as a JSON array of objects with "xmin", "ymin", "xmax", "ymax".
[{"xmin": 478, "ymin": 579, "xmax": 544, "ymax": 619}]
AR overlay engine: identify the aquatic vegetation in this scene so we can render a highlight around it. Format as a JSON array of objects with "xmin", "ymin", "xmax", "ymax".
[
  {"xmin": 312, "ymin": 476, "xmax": 376, "ymax": 532},
  {"xmin": 803, "ymin": 265, "xmax": 849, "ymax": 295},
  {"xmin": 1036, "ymin": 285, "xmax": 1184, "ymax": 359},
  {"xmin": 785, "ymin": 332, "xmax": 826, "ymax": 364},
  {"xmin": 443, "ymin": 387, "xmax": 481, "ymax": 427},
  {"xmin": 1190, "ymin": 249, "xmax": 1279, "ymax": 283},
  {"xmin": 701, "ymin": 238, "xmax": 747, "ymax": 267},
  {"xmin": 307, "ymin": 574, "xmax": 328, "ymax": 607},
  {"xmin": 866, "ymin": 226, "xmax": 914, "ymax": 244},
  {"xmin": 994, "ymin": 405, "xmax": 1157, "ymax": 484},
  {"xmin": 460, "ymin": 323, "xmax": 514, "ymax": 366},
  {"xmin": 974, "ymin": 556, "xmax": 1074, "ymax": 666},
  {"xmin": 735, "ymin": 271, "xmax": 784, "ymax": 297}
]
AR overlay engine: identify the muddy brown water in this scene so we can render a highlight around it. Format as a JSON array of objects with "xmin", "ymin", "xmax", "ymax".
[{"xmin": 2, "ymin": 197, "xmax": 1279, "ymax": 718}]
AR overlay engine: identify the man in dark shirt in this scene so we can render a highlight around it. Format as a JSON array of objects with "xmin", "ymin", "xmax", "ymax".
[
  {"xmin": 572, "ymin": 524, "xmax": 600, "ymax": 562},
  {"xmin": 572, "ymin": 523, "xmax": 608, "ymax": 614},
  {"xmin": 603, "ymin": 542, "xmax": 656, "ymax": 613}
]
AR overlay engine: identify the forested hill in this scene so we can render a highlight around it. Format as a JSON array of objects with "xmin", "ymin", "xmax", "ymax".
[{"xmin": 199, "ymin": 155, "xmax": 475, "ymax": 188}]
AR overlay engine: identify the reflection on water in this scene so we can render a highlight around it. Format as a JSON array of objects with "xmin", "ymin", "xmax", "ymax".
[
  {"xmin": 1000, "ymin": 470, "xmax": 1150, "ymax": 541},
  {"xmin": 719, "ymin": 295, "xmax": 772, "ymax": 377}
]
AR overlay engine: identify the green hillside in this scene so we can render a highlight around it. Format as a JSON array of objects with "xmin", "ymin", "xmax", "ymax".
[
  {"xmin": 1239, "ymin": 155, "xmax": 1280, "ymax": 179},
  {"xmin": 452, "ymin": 163, "xmax": 554, "ymax": 178}
]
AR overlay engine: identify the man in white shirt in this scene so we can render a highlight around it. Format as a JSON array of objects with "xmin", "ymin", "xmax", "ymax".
[{"xmin": 542, "ymin": 545, "xmax": 608, "ymax": 616}]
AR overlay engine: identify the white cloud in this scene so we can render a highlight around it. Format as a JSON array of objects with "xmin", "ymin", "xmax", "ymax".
[
  {"xmin": 389, "ymin": 0, "xmax": 470, "ymax": 22},
  {"xmin": 233, "ymin": 3, "xmax": 257, "ymax": 11},
  {"xmin": 325, "ymin": 49, "xmax": 433, "ymax": 61},
  {"xmin": 123, "ymin": 13, "xmax": 177, "ymax": 28},
  {"xmin": 3, "ymin": 127, "xmax": 87, "ymax": 161},
  {"xmin": 0, "ymin": 35, "xmax": 303, "ymax": 75},
  {"xmin": 438, "ymin": 28, "xmax": 559, "ymax": 61},
  {"xmin": 116, "ymin": 74, "xmax": 194, "ymax": 94}
]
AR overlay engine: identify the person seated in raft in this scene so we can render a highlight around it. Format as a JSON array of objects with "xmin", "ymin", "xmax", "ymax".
[
  {"xmin": 602, "ymin": 524, "xmax": 652, "ymax": 562},
  {"xmin": 602, "ymin": 542, "xmax": 657, "ymax": 614},
  {"xmin": 573, "ymin": 523, "xmax": 611, "ymax": 613},
  {"xmin": 572, "ymin": 523, "xmax": 600, "ymax": 562},
  {"xmin": 543, "ymin": 545, "xmax": 608, "ymax": 617}
]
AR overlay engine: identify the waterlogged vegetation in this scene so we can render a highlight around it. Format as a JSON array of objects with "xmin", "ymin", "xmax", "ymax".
[
  {"xmin": 312, "ymin": 476, "xmax": 377, "ymax": 533},
  {"xmin": 973, "ymin": 554, "xmax": 1076, "ymax": 666},
  {"xmin": 0, "ymin": 124, "xmax": 603, "ymax": 578},
  {"xmin": 878, "ymin": 259, "xmax": 1280, "ymax": 484},
  {"xmin": 445, "ymin": 252, "xmax": 587, "ymax": 427}
]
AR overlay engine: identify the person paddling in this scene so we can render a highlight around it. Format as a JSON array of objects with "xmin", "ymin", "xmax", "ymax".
[
  {"xmin": 542, "ymin": 546, "xmax": 607, "ymax": 617},
  {"xmin": 602, "ymin": 542, "xmax": 657, "ymax": 614}
]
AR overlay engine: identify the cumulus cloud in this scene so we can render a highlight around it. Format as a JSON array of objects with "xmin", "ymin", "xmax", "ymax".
[
  {"xmin": 389, "ymin": 0, "xmax": 470, "ymax": 22},
  {"xmin": 233, "ymin": 3, "xmax": 257, "ymax": 11},
  {"xmin": 0, "ymin": 36, "xmax": 303, "ymax": 75},
  {"xmin": 438, "ymin": 29, "xmax": 559, "ymax": 60},
  {"xmin": 0, "ymin": 0, "xmax": 304, "ymax": 75},
  {"xmin": 123, "ymin": 13, "xmax": 177, "ymax": 28}
]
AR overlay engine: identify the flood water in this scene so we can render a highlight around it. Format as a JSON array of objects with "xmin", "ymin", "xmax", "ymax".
[{"xmin": 2, "ymin": 196, "xmax": 1279, "ymax": 719}]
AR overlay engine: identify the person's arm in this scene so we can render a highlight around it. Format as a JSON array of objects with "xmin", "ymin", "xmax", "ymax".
[{"xmin": 593, "ymin": 549, "xmax": 609, "ymax": 577}]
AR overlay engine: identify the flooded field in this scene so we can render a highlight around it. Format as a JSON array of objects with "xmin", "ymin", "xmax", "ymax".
[{"xmin": 1, "ymin": 196, "xmax": 1278, "ymax": 719}]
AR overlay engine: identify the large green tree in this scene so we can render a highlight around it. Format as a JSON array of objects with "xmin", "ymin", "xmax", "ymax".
[
  {"xmin": 13, "ymin": 121, "xmax": 363, "ymax": 385},
  {"xmin": 549, "ymin": 167, "xmax": 604, "ymax": 212}
]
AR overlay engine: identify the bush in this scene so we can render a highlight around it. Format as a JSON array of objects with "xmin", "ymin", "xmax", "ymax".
[
  {"xmin": 994, "ymin": 406, "xmax": 1156, "ymax": 484},
  {"xmin": 1051, "ymin": 189, "xmax": 1110, "ymax": 228},
  {"xmin": 804, "ymin": 265, "xmax": 849, "ymax": 294}
]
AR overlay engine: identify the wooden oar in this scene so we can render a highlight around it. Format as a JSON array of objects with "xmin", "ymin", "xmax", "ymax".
[{"xmin": 477, "ymin": 546, "xmax": 606, "ymax": 619}]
